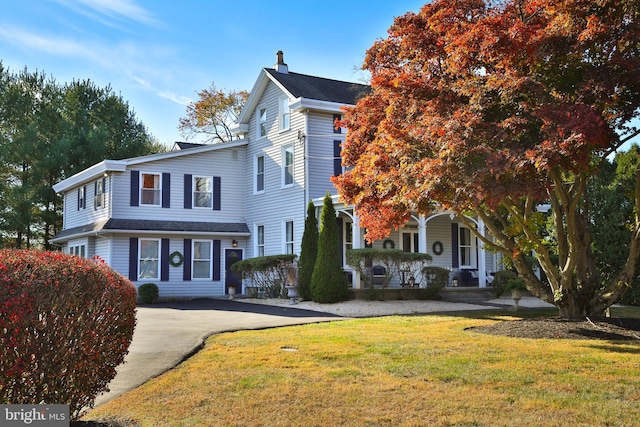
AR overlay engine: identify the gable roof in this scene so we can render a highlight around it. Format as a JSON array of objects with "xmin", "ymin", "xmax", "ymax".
[
  {"xmin": 234, "ymin": 66, "xmax": 371, "ymax": 133},
  {"xmin": 263, "ymin": 68, "xmax": 370, "ymax": 106}
]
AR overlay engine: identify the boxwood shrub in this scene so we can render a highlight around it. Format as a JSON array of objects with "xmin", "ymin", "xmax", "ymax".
[{"xmin": 0, "ymin": 250, "xmax": 137, "ymax": 420}]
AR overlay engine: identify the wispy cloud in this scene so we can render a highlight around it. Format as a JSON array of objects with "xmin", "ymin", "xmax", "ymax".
[
  {"xmin": 52, "ymin": 0, "xmax": 161, "ymax": 28},
  {"xmin": 158, "ymin": 91, "xmax": 191, "ymax": 106}
]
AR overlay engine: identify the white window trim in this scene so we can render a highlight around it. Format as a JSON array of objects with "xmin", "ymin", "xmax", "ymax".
[
  {"xmin": 254, "ymin": 154, "xmax": 265, "ymax": 194},
  {"xmin": 193, "ymin": 176, "xmax": 213, "ymax": 209},
  {"xmin": 192, "ymin": 239, "xmax": 213, "ymax": 280},
  {"xmin": 257, "ymin": 104, "xmax": 267, "ymax": 139},
  {"xmin": 69, "ymin": 244, "xmax": 86, "ymax": 258},
  {"xmin": 78, "ymin": 186, "xmax": 86, "ymax": 210},
  {"xmin": 255, "ymin": 223, "xmax": 265, "ymax": 257},
  {"xmin": 138, "ymin": 238, "xmax": 161, "ymax": 280},
  {"xmin": 139, "ymin": 171, "xmax": 162, "ymax": 207},
  {"xmin": 282, "ymin": 144, "xmax": 294, "ymax": 188},
  {"xmin": 94, "ymin": 179, "xmax": 105, "ymax": 210},
  {"xmin": 459, "ymin": 226, "xmax": 477, "ymax": 268},
  {"xmin": 283, "ymin": 219, "xmax": 294, "ymax": 255},
  {"xmin": 278, "ymin": 96, "xmax": 290, "ymax": 132}
]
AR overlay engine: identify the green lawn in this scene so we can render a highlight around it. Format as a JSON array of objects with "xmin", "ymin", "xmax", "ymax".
[{"xmin": 86, "ymin": 308, "xmax": 640, "ymax": 426}]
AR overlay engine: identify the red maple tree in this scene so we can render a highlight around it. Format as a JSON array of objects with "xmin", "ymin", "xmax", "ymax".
[{"xmin": 333, "ymin": 0, "xmax": 640, "ymax": 318}]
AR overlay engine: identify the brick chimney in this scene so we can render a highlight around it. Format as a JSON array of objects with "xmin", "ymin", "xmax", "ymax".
[{"xmin": 274, "ymin": 50, "xmax": 288, "ymax": 74}]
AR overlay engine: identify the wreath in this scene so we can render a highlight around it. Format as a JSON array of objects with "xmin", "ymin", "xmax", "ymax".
[
  {"xmin": 383, "ymin": 239, "xmax": 395, "ymax": 249},
  {"xmin": 432, "ymin": 241, "xmax": 444, "ymax": 256},
  {"xmin": 169, "ymin": 251, "xmax": 184, "ymax": 267}
]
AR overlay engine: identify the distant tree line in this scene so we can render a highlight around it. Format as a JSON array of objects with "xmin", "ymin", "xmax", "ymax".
[{"xmin": 0, "ymin": 63, "xmax": 165, "ymax": 249}]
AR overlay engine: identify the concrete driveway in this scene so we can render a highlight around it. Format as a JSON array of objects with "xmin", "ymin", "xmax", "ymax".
[{"xmin": 94, "ymin": 299, "xmax": 345, "ymax": 406}]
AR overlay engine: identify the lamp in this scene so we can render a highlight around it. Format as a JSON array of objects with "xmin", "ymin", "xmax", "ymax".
[{"xmin": 232, "ymin": 240, "xmax": 238, "ymax": 247}]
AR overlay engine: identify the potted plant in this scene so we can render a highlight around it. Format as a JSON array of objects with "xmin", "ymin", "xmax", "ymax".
[
  {"xmin": 227, "ymin": 282, "xmax": 237, "ymax": 300},
  {"xmin": 282, "ymin": 260, "xmax": 299, "ymax": 305},
  {"xmin": 504, "ymin": 278, "xmax": 527, "ymax": 310}
]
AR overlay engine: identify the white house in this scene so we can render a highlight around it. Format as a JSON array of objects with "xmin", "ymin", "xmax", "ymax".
[{"xmin": 51, "ymin": 52, "xmax": 499, "ymax": 299}]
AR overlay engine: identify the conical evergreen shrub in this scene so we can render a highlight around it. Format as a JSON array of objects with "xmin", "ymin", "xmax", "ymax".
[
  {"xmin": 298, "ymin": 201, "xmax": 318, "ymax": 300},
  {"xmin": 311, "ymin": 193, "xmax": 349, "ymax": 303}
]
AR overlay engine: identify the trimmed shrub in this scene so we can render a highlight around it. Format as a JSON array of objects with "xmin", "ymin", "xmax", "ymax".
[
  {"xmin": 492, "ymin": 270, "xmax": 520, "ymax": 297},
  {"xmin": 311, "ymin": 193, "xmax": 349, "ymax": 303},
  {"xmin": 0, "ymin": 250, "xmax": 137, "ymax": 420},
  {"xmin": 138, "ymin": 283, "xmax": 159, "ymax": 304},
  {"xmin": 421, "ymin": 266, "xmax": 449, "ymax": 300},
  {"xmin": 231, "ymin": 254, "xmax": 297, "ymax": 298},
  {"xmin": 298, "ymin": 201, "xmax": 319, "ymax": 301},
  {"xmin": 346, "ymin": 248, "xmax": 432, "ymax": 288}
]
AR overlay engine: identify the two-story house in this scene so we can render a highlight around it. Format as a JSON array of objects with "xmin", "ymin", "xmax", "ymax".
[{"xmin": 51, "ymin": 52, "xmax": 499, "ymax": 299}]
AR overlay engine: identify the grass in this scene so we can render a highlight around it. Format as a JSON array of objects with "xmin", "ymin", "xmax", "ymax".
[{"xmin": 86, "ymin": 308, "xmax": 640, "ymax": 426}]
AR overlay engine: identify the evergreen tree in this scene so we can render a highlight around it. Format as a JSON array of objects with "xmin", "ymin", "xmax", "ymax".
[
  {"xmin": 311, "ymin": 193, "xmax": 349, "ymax": 303},
  {"xmin": 298, "ymin": 201, "xmax": 318, "ymax": 300}
]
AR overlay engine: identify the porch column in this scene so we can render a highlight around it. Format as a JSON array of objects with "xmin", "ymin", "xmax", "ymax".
[
  {"xmin": 418, "ymin": 215, "xmax": 427, "ymax": 253},
  {"xmin": 477, "ymin": 219, "xmax": 487, "ymax": 288},
  {"xmin": 352, "ymin": 213, "xmax": 363, "ymax": 289}
]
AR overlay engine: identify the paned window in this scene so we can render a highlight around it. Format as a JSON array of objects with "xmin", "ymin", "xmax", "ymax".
[
  {"xmin": 194, "ymin": 176, "xmax": 212, "ymax": 208},
  {"xmin": 459, "ymin": 226, "xmax": 476, "ymax": 267},
  {"xmin": 284, "ymin": 220, "xmax": 294, "ymax": 254},
  {"xmin": 283, "ymin": 144, "xmax": 294, "ymax": 186},
  {"xmin": 258, "ymin": 107, "xmax": 267, "ymax": 138},
  {"xmin": 94, "ymin": 178, "xmax": 105, "ymax": 209},
  {"xmin": 257, "ymin": 225, "xmax": 265, "ymax": 257},
  {"xmin": 139, "ymin": 239, "xmax": 160, "ymax": 279},
  {"xmin": 255, "ymin": 155, "xmax": 265, "ymax": 193},
  {"xmin": 141, "ymin": 173, "xmax": 161, "ymax": 205},
  {"xmin": 279, "ymin": 97, "xmax": 290, "ymax": 131},
  {"xmin": 78, "ymin": 186, "xmax": 86, "ymax": 210},
  {"xmin": 69, "ymin": 244, "xmax": 86, "ymax": 258},
  {"xmin": 192, "ymin": 240, "xmax": 213, "ymax": 279}
]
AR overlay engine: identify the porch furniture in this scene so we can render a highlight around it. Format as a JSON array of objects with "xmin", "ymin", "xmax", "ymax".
[{"xmin": 451, "ymin": 269, "xmax": 479, "ymax": 287}]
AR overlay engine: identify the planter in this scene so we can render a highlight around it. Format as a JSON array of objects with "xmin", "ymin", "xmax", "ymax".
[
  {"xmin": 228, "ymin": 285, "xmax": 237, "ymax": 300},
  {"xmin": 511, "ymin": 289, "xmax": 522, "ymax": 310},
  {"xmin": 285, "ymin": 285, "xmax": 299, "ymax": 305}
]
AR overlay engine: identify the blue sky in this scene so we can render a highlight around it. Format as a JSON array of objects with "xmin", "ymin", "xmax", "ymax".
[{"xmin": 1, "ymin": 0, "xmax": 426, "ymax": 146}]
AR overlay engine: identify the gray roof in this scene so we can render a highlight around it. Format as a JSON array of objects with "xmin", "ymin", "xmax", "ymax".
[
  {"xmin": 51, "ymin": 218, "xmax": 250, "ymax": 242},
  {"xmin": 265, "ymin": 68, "xmax": 370, "ymax": 105}
]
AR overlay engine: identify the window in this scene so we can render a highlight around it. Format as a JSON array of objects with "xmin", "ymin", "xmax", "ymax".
[
  {"xmin": 333, "ymin": 140, "xmax": 343, "ymax": 177},
  {"xmin": 193, "ymin": 176, "xmax": 212, "ymax": 208},
  {"xmin": 279, "ymin": 97, "xmax": 290, "ymax": 131},
  {"xmin": 256, "ymin": 224, "xmax": 265, "ymax": 257},
  {"xmin": 255, "ymin": 155, "xmax": 265, "ymax": 193},
  {"xmin": 284, "ymin": 220, "xmax": 294, "ymax": 254},
  {"xmin": 459, "ymin": 226, "xmax": 476, "ymax": 267},
  {"xmin": 402, "ymin": 231, "xmax": 420, "ymax": 253},
  {"xmin": 141, "ymin": 173, "xmax": 161, "ymax": 205},
  {"xmin": 78, "ymin": 186, "xmax": 86, "ymax": 210},
  {"xmin": 258, "ymin": 107, "xmax": 267, "ymax": 138},
  {"xmin": 192, "ymin": 240, "xmax": 213, "ymax": 279},
  {"xmin": 333, "ymin": 114, "xmax": 342, "ymax": 133},
  {"xmin": 94, "ymin": 178, "xmax": 105, "ymax": 209},
  {"xmin": 139, "ymin": 239, "xmax": 160, "ymax": 279},
  {"xmin": 69, "ymin": 244, "xmax": 86, "ymax": 258},
  {"xmin": 282, "ymin": 144, "xmax": 294, "ymax": 186}
]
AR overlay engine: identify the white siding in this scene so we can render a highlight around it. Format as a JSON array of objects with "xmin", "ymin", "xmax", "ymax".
[
  {"xmin": 307, "ymin": 112, "xmax": 343, "ymax": 200},
  {"xmin": 62, "ymin": 177, "xmax": 111, "ymax": 229},
  {"xmin": 244, "ymin": 81, "xmax": 306, "ymax": 258},
  {"xmin": 110, "ymin": 148, "xmax": 246, "ymax": 223}
]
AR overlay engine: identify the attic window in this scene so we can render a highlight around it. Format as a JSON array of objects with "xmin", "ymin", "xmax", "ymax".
[
  {"xmin": 279, "ymin": 97, "xmax": 290, "ymax": 131},
  {"xmin": 258, "ymin": 107, "xmax": 267, "ymax": 138}
]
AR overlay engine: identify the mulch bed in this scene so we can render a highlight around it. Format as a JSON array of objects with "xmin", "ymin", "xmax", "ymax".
[{"xmin": 469, "ymin": 317, "xmax": 640, "ymax": 340}]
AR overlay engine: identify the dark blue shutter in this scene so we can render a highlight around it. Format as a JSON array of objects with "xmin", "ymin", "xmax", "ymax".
[
  {"xmin": 161, "ymin": 238, "xmax": 170, "ymax": 281},
  {"xmin": 184, "ymin": 174, "xmax": 192, "ymax": 209},
  {"xmin": 162, "ymin": 173, "xmax": 170, "ymax": 208},
  {"xmin": 129, "ymin": 237, "xmax": 138, "ymax": 280},
  {"xmin": 183, "ymin": 239, "xmax": 192, "ymax": 281},
  {"xmin": 451, "ymin": 223, "xmax": 459, "ymax": 269},
  {"xmin": 333, "ymin": 140, "xmax": 342, "ymax": 177},
  {"xmin": 213, "ymin": 240, "xmax": 221, "ymax": 281},
  {"xmin": 130, "ymin": 171, "xmax": 139, "ymax": 206},
  {"xmin": 212, "ymin": 177, "xmax": 221, "ymax": 211}
]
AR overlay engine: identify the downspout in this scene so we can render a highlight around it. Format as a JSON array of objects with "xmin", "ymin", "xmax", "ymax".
[{"xmin": 303, "ymin": 109, "xmax": 309, "ymax": 210}]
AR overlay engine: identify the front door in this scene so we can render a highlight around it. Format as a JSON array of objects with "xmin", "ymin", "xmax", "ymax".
[{"xmin": 225, "ymin": 249, "xmax": 243, "ymax": 293}]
